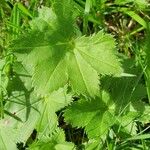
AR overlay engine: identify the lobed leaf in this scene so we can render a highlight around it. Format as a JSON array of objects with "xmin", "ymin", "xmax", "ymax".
[
  {"xmin": 64, "ymin": 97, "xmax": 116, "ymax": 138},
  {"xmin": 11, "ymin": 2, "xmax": 123, "ymax": 98}
]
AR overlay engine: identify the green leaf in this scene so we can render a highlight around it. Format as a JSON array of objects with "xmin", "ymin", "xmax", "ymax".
[
  {"xmin": 12, "ymin": 3, "xmax": 123, "ymax": 97},
  {"xmin": 13, "ymin": 61, "xmax": 32, "ymax": 89},
  {"xmin": 66, "ymin": 50, "xmax": 100, "ymax": 97},
  {"xmin": 74, "ymin": 32, "xmax": 123, "ymax": 75},
  {"xmin": 32, "ymin": 53, "xmax": 68, "ymax": 96},
  {"xmin": 36, "ymin": 86, "xmax": 72, "ymax": 138},
  {"xmin": 46, "ymin": 86, "xmax": 73, "ymax": 112},
  {"xmin": 55, "ymin": 143, "xmax": 75, "ymax": 150},
  {"xmin": 64, "ymin": 64, "xmax": 147, "ymax": 138},
  {"xmin": 1, "ymin": 66, "xmax": 72, "ymax": 146},
  {"xmin": 36, "ymin": 102, "xmax": 58, "ymax": 139},
  {"xmin": 116, "ymin": 112, "xmax": 138, "ymax": 136},
  {"xmin": 0, "ymin": 122, "xmax": 17, "ymax": 150},
  {"xmin": 3, "ymin": 90, "xmax": 42, "ymax": 143},
  {"xmin": 101, "ymin": 62, "xmax": 147, "ymax": 115},
  {"xmin": 1, "ymin": 69, "xmax": 42, "ymax": 143},
  {"xmin": 29, "ymin": 128, "xmax": 75, "ymax": 150},
  {"xmin": 115, "ymin": 0, "xmax": 148, "ymax": 9},
  {"xmin": 101, "ymin": 61, "xmax": 147, "ymax": 135},
  {"xmin": 138, "ymin": 105, "xmax": 150, "ymax": 124},
  {"xmin": 84, "ymin": 139, "xmax": 103, "ymax": 150},
  {"xmin": 64, "ymin": 97, "xmax": 116, "ymax": 138}
]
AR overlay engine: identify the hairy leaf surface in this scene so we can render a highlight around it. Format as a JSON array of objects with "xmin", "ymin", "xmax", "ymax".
[
  {"xmin": 0, "ymin": 63, "xmax": 72, "ymax": 146},
  {"xmin": 36, "ymin": 86, "xmax": 72, "ymax": 137},
  {"xmin": 64, "ymin": 97, "xmax": 116, "ymax": 138},
  {"xmin": 0, "ymin": 122, "xmax": 17, "ymax": 150},
  {"xmin": 29, "ymin": 128, "xmax": 75, "ymax": 150},
  {"xmin": 12, "ymin": 1, "xmax": 123, "ymax": 97}
]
